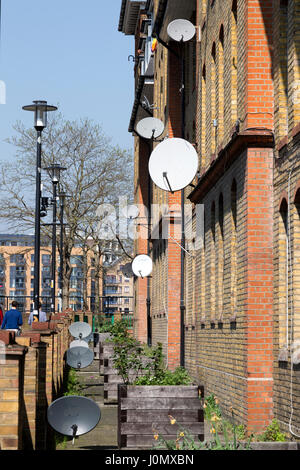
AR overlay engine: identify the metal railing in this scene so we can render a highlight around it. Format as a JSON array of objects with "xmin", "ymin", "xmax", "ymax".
[{"xmin": 0, "ymin": 295, "xmax": 134, "ymax": 316}]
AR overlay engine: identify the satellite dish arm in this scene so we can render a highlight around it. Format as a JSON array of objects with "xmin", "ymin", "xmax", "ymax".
[
  {"xmin": 137, "ymin": 223, "xmax": 194, "ymax": 258},
  {"xmin": 152, "ymin": 32, "xmax": 181, "ymax": 60},
  {"xmin": 71, "ymin": 424, "xmax": 78, "ymax": 445},
  {"xmin": 139, "ymin": 101, "xmax": 153, "ymax": 117}
]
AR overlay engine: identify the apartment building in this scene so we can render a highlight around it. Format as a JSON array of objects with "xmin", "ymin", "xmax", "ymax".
[
  {"xmin": 119, "ymin": 0, "xmax": 300, "ymax": 435},
  {"xmin": 102, "ymin": 255, "xmax": 134, "ymax": 322},
  {"xmin": 0, "ymin": 234, "xmax": 98, "ymax": 313}
]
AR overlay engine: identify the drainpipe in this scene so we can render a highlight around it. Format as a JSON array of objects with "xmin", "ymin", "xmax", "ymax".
[
  {"xmin": 147, "ymin": 141, "xmax": 152, "ymax": 347},
  {"xmin": 180, "ymin": 47, "xmax": 186, "ymax": 368}
]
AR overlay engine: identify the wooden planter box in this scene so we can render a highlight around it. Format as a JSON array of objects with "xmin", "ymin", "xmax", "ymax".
[
  {"xmin": 118, "ymin": 385, "xmax": 204, "ymax": 449},
  {"xmin": 103, "ymin": 349, "xmax": 152, "ymax": 404}
]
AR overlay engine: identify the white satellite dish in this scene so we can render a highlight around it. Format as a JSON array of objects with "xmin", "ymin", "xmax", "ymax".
[
  {"xmin": 167, "ymin": 19, "xmax": 196, "ymax": 42},
  {"xmin": 136, "ymin": 117, "xmax": 165, "ymax": 140},
  {"xmin": 122, "ymin": 205, "xmax": 140, "ymax": 220},
  {"xmin": 132, "ymin": 254, "xmax": 153, "ymax": 278},
  {"xmin": 148, "ymin": 138, "xmax": 198, "ymax": 192},
  {"xmin": 70, "ymin": 339, "xmax": 89, "ymax": 349}
]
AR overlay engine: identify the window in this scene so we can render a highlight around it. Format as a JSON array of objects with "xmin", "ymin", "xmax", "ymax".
[
  {"xmin": 217, "ymin": 194, "xmax": 224, "ymax": 320},
  {"xmin": 124, "ymin": 286, "xmax": 129, "ymax": 293},
  {"xmin": 210, "ymin": 202, "xmax": 216, "ymax": 321},
  {"xmin": 218, "ymin": 25, "xmax": 225, "ymax": 145},
  {"xmin": 279, "ymin": 198, "xmax": 288, "ymax": 350},
  {"xmin": 231, "ymin": 180, "xmax": 237, "ymax": 318},
  {"xmin": 231, "ymin": 0, "xmax": 238, "ymax": 127},
  {"xmin": 211, "ymin": 43, "xmax": 217, "ymax": 156},
  {"xmin": 42, "ymin": 254, "xmax": 51, "ymax": 265},
  {"xmin": 201, "ymin": 65, "xmax": 206, "ymax": 170}
]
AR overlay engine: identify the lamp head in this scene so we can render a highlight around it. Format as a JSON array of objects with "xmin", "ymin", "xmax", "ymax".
[
  {"xmin": 44, "ymin": 163, "xmax": 67, "ymax": 184},
  {"xmin": 22, "ymin": 100, "xmax": 57, "ymax": 131}
]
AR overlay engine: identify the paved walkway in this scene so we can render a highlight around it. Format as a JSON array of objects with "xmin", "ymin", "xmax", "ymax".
[{"xmin": 58, "ymin": 358, "xmax": 118, "ymax": 450}]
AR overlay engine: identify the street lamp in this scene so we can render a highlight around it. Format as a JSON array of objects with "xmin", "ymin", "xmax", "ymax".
[
  {"xmin": 58, "ymin": 191, "xmax": 71, "ymax": 312},
  {"xmin": 44, "ymin": 163, "xmax": 67, "ymax": 314},
  {"xmin": 22, "ymin": 100, "xmax": 57, "ymax": 319}
]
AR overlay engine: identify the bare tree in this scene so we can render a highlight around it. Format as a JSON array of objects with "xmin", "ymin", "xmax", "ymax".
[{"xmin": 0, "ymin": 113, "xmax": 133, "ymax": 310}]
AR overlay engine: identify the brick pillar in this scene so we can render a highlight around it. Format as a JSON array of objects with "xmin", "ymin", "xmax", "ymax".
[
  {"xmin": 245, "ymin": 0, "xmax": 274, "ymax": 130},
  {"xmin": 246, "ymin": 147, "xmax": 274, "ymax": 433},
  {"xmin": 16, "ymin": 332, "xmax": 48, "ymax": 449},
  {"xmin": 165, "ymin": 43, "xmax": 183, "ymax": 370},
  {"xmin": 31, "ymin": 325, "xmax": 55, "ymax": 408},
  {"xmin": 55, "ymin": 321, "xmax": 65, "ymax": 396},
  {"xmin": 15, "ymin": 336, "xmax": 37, "ymax": 450},
  {"xmin": 0, "ymin": 332, "xmax": 26, "ymax": 450}
]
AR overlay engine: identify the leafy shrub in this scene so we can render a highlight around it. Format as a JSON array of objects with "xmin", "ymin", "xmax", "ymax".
[
  {"xmin": 153, "ymin": 415, "xmax": 252, "ymax": 450},
  {"xmin": 135, "ymin": 366, "xmax": 192, "ymax": 385},
  {"xmin": 203, "ymin": 394, "xmax": 222, "ymax": 420},
  {"xmin": 63, "ymin": 368, "xmax": 83, "ymax": 396},
  {"xmin": 256, "ymin": 419, "xmax": 287, "ymax": 442}
]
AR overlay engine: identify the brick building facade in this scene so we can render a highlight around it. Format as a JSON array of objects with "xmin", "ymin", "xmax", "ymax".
[{"xmin": 119, "ymin": 0, "xmax": 300, "ymax": 435}]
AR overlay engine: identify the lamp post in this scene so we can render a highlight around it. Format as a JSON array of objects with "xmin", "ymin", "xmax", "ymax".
[
  {"xmin": 58, "ymin": 191, "xmax": 70, "ymax": 312},
  {"xmin": 44, "ymin": 164, "xmax": 66, "ymax": 314},
  {"xmin": 22, "ymin": 101, "xmax": 57, "ymax": 319}
]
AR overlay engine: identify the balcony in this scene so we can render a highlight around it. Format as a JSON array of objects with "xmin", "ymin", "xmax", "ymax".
[
  {"xmin": 118, "ymin": 0, "xmax": 146, "ymax": 35},
  {"xmin": 105, "ymin": 278, "xmax": 120, "ymax": 285}
]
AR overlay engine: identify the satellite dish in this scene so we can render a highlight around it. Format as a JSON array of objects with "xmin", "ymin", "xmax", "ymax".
[
  {"xmin": 66, "ymin": 346, "xmax": 94, "ymax": 369},
  {"xmin": 121, "ymin": 262, "xmax": 134, "ymax": 278},
  {"xmin": 132, "ymin": 254, "xmax": 153, "ymax": 278},
  {"xmin": 69, "ymin": 322, "xmax": 92, "ymax": 340},
  {"xmin": 122, "ymin": 205, "xmax": 140, "ymax": 220},
  {"xmin": 47, "ymin": 396, "xmax": 101, "ymax": 442},
  {"xmin": 136, "ymin": 117, "xmax": 165, "ymax": 140},
  {"xmin": 82, "ymin": 332, "xmax": 94, "ymax": 344},
  {"xmin": 167, "ymin": 19, "xmax": 196, "ymax": 42},
  {"xmin": 70, "ymin": 339, "xmax": 89, "ymax": 349},
  {"xmin": 148, "ymin": 138, "xmax": 198, "ymax": 192}
]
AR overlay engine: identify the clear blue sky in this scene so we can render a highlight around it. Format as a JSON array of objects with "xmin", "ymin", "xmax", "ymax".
[{"xmin": 0, "ymin": 0, "xmax": 135, "ymax": 161}]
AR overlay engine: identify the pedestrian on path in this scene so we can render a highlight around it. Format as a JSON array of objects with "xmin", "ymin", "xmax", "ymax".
[
  {"xmin": 1, "ymin": 300, "xmax": 23, "ymax": 333},
  {"xmin": 0, "ymin": 303, "xmax": 3, "ymax": 326},
  {"xmin": 28, "ymin": 302, "xmax": 47, "ymax": 325}
]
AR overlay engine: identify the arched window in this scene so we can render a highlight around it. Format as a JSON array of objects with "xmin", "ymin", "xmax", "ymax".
[
  {"xmin": 230, "ymin": 180, "xmax": 237, "ymax": 318},
  {"xmin": 201, "ymin": 65, "xmax": 207, "ymax": 171},
  {"xmin": 275, "ymin": 0, "xmax": 288, "ymax": 141},
  {"xmin": 211, "ymin": 43, "xmax": 217, "ymax": 156},
  {"xmin": 293, "ymin": 189, "xmax": 300, "ymax": 344},
  {"xmin": 210, "ymin": 201, "xmax": 216, "ymax": 321},
  {"xmin": 290, "ymin": 0, "xmax": 300, "ymax": 131},
  {"xmin": 279, "ymin": 198, "xmax": 288, "ymax": 350},
  {"xmin": 231, "ymin": 0, "xmax": 238, "ymax": 127},
  {"xmin": 218, "ymin": 25, "xmax": 225, "ymax": 146},
  {"xmin": 217, "ymin": 193, "xmax": 224, "ymax": 319}
]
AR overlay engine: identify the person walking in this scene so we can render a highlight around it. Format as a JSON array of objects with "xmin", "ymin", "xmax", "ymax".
[
  {"xmin": 0, "ymin": 303, "xmax": 3, "ymax": 326},
  {"xmin": 1, "ymin": 300, "xmax": 23, "ymax": 333},
  {"xmin": 28, "ymin": 302, "xmax": 47, "ymax": 325}
]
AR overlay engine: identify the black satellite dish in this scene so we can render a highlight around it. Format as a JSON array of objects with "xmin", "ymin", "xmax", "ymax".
[
  {"xmin": 66, "ymin": 346, "xmax": 94, "ymax": 370},
  {"xmin": 47, "ymin": 396, "xmax": 101, "ymax": 444},
  {"xmin": 69, "ymin": 321, "xmax": 92, "ymax": 339}
]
